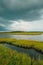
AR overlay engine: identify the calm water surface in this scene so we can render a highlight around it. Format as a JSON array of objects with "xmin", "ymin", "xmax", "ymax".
[{"xmin": 0, "ymin": 34, "xmax": 43, "ymax": 41}]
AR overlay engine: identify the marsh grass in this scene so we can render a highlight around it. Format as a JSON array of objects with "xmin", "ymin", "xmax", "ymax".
[
  {"xmin": 0, "ymin": 38, "xmax": 43, "ymax": 52},
  {"xmin": 0, "ymin": 44, "xmax": 43, "ymax": 65},
  {"xmin": 0, "ymin": 44, "xmax": 31, "ymax": 65},
  {"xmin": 0, "ymin": 38, "xmax": 43, "ymax": 65},
  {"xmin": 0, "ymin": 32, "xmax": 43, "ymax": 35}
]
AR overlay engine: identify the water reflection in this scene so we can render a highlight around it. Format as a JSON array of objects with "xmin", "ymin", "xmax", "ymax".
[
  {"xmin": 11, "ymin": 34, "xmax": 43, "ymax": 41},
  {"xmin": 0, "ymin": 34, "xmax": 43, "ymax": 41}
]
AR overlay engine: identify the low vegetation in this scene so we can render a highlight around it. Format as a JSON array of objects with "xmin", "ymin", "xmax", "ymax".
[
  {"xmin": 0, "ymin": 31, "xmax": 43, "ymax": 35},
  {"xmin": 0, "ymin": 44, "xmax": 31, "ymax": 65},
  {"xmin": 0, "ymin": 38, "xmax": 43, "ymax": 65},
  {"xmin": 0, "ymin": 38, "xmax": 43, "ymax": 53},
  {"xmin": 0, "ymin": 44, "xmax": 43, "ymax": 65}
]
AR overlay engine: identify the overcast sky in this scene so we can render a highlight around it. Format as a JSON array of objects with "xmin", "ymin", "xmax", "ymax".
[{"xmin": 0, "ymin": 0, "xmax": 43, "ymax": 32}]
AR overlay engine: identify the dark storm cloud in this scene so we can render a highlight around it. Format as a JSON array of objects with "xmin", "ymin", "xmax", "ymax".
[
  {"xmin": 0, "ymin": 0, "xmax": 43, "ymax": 31},
  {"xmin": 0, "ymin": 17, "xmax": 12, "ymax": 25},
  {"xmin": 0, "ymin": 0, "xmax": 43, "ymax": 21},
  {"xmin": 0, "ymin": 26, "xmax": 6, "ymax": 31}
]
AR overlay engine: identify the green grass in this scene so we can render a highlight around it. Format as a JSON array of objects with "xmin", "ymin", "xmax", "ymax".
[
  {"xmin": 0, "ymin": 31, "xmax": 43, "ymax": 35},
  {"xmin": 0, "ymin": 38, "xmax": 43, "ymax": 65},
  {"xmin": 0, "ymin": 38, "xmax": 43, "ymax": 52},
  {"xmin": 0, "ymin": 44, "xmax": 43, "ymax": 65},
  {"xmin": 0, "ymin": 44, "xmax": 31, "ymax": 65}
]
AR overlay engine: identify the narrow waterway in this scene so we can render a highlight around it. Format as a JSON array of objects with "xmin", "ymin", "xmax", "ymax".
[{"xmin": 2, "ymin": 43, "xmax": 43, "ymax": 60}]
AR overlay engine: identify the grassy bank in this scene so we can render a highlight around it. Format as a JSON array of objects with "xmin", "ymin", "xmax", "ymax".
[
  {"xmin": 0, "ymin": 44, "xmax": 31, "ymax": 65},
  {"xmin": 0, "ymin": 38, "xmax": 43, "ymax": 52},
  {"xmin": 0, "ymin": 31, "xmax": 43, "ymax": 35},
  {"xmin": 0, "ymin": 38, "xmax": 43, "ymax": 65},
  {"xmin": 0, "ymin": 44, "xmax": 43, "ymax": 65}
]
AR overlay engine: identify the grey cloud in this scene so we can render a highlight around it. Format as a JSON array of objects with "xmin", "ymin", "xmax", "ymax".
[
  {"xmin": 0, "ymin": 0, "xmax": 43, "ymax": 31},
  {"xmin": 0, "ymin": 17, "xmax": 12, "ymax": 31},
  {"xmin": 0, "ymin": 0, "xmax": 43, "ymax": 21},
  {"xmin": 1, "ymin": 0, "xmax": 43, "ymax": 10},
  {"xmin": 0, "ymin": 17, "xmax": 13, "ymax": 25},
  {"xmin": 0, "ymin": 26, "xmax": 6, "ymax": 31}
]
